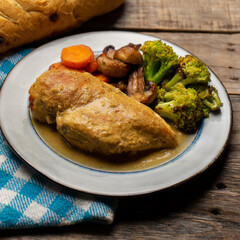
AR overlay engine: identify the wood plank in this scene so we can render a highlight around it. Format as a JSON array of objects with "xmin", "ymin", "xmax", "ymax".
[{"xmin": 82, "ymin": 0, "xmax": 240, "ymax": 33}]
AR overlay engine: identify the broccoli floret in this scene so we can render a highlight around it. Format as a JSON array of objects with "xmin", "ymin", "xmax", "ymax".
[
  {"xmin": 164, "ymin": 55, "xmax": 211, "ymax": 90},
  {"xmin": 192, "ymin": 84, "xmax": 222, "ymax": 112},
  {"xmin": 140, "ymin": 41, "xmax": 222, "ymax": 132},
  {"xmin": 155, "ymin": 84, "xmax": 206, "ymax": 133},
  {"xmin": 140, "ymin": 40, "xmax": 178, "ymax": 85}
]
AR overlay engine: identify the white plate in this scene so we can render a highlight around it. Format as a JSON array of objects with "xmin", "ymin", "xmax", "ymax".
[{"xmin": 0, "ymin": 31, "xmax": 232, "ymax": 196}]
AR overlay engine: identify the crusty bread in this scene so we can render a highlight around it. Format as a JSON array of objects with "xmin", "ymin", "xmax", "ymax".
[{"xmin": 0, "ymin": 0, "xmax": 124, "ymax": 54}]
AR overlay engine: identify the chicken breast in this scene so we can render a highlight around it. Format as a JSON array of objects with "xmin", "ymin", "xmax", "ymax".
[{"xmin": 29, "ymin": 70, "xmax": 177, "ymax": 155}]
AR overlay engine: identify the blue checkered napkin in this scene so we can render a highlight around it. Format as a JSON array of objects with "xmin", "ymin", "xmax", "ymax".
[{"xmin": 0, "ymin": 49, "xmax": 117, "ymax": 229}]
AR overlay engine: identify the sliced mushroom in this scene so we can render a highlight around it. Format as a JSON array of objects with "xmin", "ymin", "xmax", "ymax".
[
  {"xmin": 110, "ymin": 80, "xmax": 128, "ymax": 92},
  {"xmin": 103, "ymin": 43, "xmax": 142, "ymax": 65},
  {"xmin": 103, "ymin": 45, "xmax": 116, "ymax": 59},
  {"xmin": 127, "ymin": 67, "xmax": 157, "ymax": 105},
  {"xmin": 97, "ymin": 54, "xmax": 131, "ymax": 78},
  {"xmin": 114, "ymin": 43, "xmax": 142, "ymax": 65}
]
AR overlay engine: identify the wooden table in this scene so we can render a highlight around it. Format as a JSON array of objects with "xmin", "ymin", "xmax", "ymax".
[{"xmin": 2, "ymin": 0, "xmax": 240, "ymax": 239}]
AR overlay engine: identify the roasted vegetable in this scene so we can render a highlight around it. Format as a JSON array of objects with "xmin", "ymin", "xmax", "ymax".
[
  {"xmin": 140, "ymin": 40, "xmax": 178, "ymax": 85},
  {"xmin": 61, "ymin": 44, "xmax": 94, "ymax": 69},
  {"xmin": 191, "ymin": 84, "xmax": 222, "ymax": 113},
  {"xmin": 155, "ymin": 84, "xmax": 206, "ymax": 133},
  {"xmin": 164, "ymin": 55, "xmax": 210, "ymax": 90},
  {"xmin": 126, "ymin": 67, "xmax": 157, "ymax": 105}
]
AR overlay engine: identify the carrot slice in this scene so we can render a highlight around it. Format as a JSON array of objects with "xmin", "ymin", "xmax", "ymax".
[
  {"xmin": 85, "ymin": 58, "xmax": 98, "ymax": 73},
  {"xmin": 93, "ymin": 72, "xmax": 111, "ymax": 83},
  {"xmin": 61, "ymin": 45, "xmax": 94, "ymax": 69},
  {"xmin": 49, "ymin": 62, "xmax": 85, "ymax": 72}
]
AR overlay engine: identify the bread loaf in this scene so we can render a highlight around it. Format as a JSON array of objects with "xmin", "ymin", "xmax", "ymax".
[{"xmin": 0, "ymin": 0, "xmax": 124, "ymax": 54}]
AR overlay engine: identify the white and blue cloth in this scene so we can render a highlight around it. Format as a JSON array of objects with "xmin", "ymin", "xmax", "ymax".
[{"xmin": 0, "ymin": 49, "xmax": 117, "ymax": 229}]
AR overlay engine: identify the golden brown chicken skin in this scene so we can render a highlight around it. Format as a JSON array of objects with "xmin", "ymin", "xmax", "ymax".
[{"xmin": 29, "ymin": 70, "xmax": 177, "ymax": 155}]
